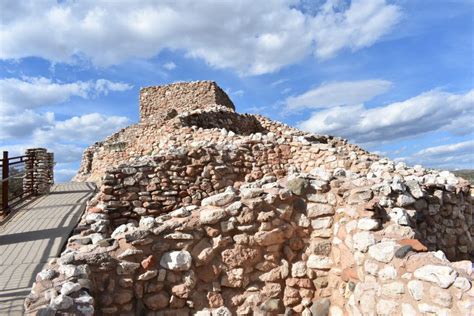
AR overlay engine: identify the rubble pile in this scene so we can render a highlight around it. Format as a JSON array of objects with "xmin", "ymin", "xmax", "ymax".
[{"xmin": 26, "ymin": 81, "xmax": 473, "ymax": 315}]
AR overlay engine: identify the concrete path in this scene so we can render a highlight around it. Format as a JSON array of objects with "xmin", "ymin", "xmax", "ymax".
[{"xmin": 0, "ymin": 182, "xmax": 96, "ymax": 315}]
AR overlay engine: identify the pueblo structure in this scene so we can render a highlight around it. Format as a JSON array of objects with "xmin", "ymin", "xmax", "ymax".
[{"xmin": 26, "ymin": 81, "xmax": 473, "ymax": 315}]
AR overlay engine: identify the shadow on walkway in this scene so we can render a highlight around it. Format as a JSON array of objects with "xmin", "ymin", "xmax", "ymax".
[{"xmin": 0, "ymin": 182, "xmax": 96, "ymax": 315}]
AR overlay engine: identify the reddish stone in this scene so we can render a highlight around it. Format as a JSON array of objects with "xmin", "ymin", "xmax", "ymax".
[
  {"xmin": 207, "ymin": 292, "xmax": 224, "ymax": 308},
  {"xmin": 88, "ymin": 207, "xmax": 102, "ymax": 213},
  {"xmin": 221, "ymin": 245, "xmax": 262, "ymax": 268},
  {"xmin": 141, "ymin": 255, "xmax": 156, "ymax": 270},
  {"xmin": 285, "ymin": 278, "xmax": 314, "ymax": 289},
  {"xmin": 172, "ymin": 284, "xmax": 190, "ymax": 298},
  {"xmin": 196, "ymin": 265, "xmax": 221, "ymax": 282},
  {"xmin": 341, "ymin": 267, "xmax": 359, "ymax": 282},
  {"xmin": 400, "ymin": 239, "xmax": 428, "ymax": 252}
]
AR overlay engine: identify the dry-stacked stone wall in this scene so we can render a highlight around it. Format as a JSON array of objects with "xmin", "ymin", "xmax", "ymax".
[
  {"xmin": 23, "ymin": 148, "xmax": 54, "ymax": 195},
  {"xmin": 140, "ymin": 81, "xmax": 235, "ymax": 124},
  {"xmin": 27, "ymin": 81, "xmax": 473, "ymax": 315},
  {"xmin": 26, "ymin": 167, "xmax": 472, "ymax": 315}
]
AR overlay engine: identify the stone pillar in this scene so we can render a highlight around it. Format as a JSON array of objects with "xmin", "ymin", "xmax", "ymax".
[{"xmin": 23, "ymin": 148, "xmax": 54, "ymax": 195}]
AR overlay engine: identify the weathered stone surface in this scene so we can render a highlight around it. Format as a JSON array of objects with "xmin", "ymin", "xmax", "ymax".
[
  {"xmin": 160, "ymin": 251, "xmax": 192, "ymax": 271},
  {"xmin": 24, "ymin": 81, "xmax": 474, "ymax": 316},
  {"xmin": 200, "ymin": 208, "xmax": 227, "ymax": 224},
  {"xmin": 221, "ymin": 245, "xmax": 261, "ymax": 268},
  {"xmin": 306, "ymin": 255, "xmax": 333, "ymax": 270},
  {"xmin": 307, "ymin": 203, "xmax": 334, "ymax": 218},
  {"xmin": 352, "ymin": 231, "xmax": 375, "ymax": 252},
  {"xmin": 368, "ymin": 241, "xmax": 396, "ymax": 263},
  {"xmin": 144, "ymin": 293, "xmax": 169, "ymax": 310},
  {"xmin": 287, "ymin": 177, "xmax": 308, "ymax": 195},
  {"xmin": 201, "ymin": 189, "xmax": 236, "ymax": 206},
  {"xmin": 414, "ymin": 265, "xmax": 458, "ymax": 288},
  {"xmin": 254, "ymin": 229, "xmax": 286, "ymax": 246},
  {"xmin": 60, "ymin": 282, "xmax": 81, "ymax": 295},
  {"xmin": 50, "ymin": 295, "xmax": 73, "ymax": 310}
]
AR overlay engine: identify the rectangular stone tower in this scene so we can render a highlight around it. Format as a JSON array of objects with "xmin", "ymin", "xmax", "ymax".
[{"xmin": 139, "ymin": 81, "xmax": 235, "ymax": 123}]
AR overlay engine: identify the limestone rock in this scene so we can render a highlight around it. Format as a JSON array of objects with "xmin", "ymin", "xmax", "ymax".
[
  {"xmin": 352, "ymin": 231, "xmax": 375, "ymax": 252},
  {"xmin": 200, "ymin": 207, "xmax": 227, "ymax": 224},
  {"xmin": 50, "ymin": 295, "xmax": 73, "ymax": 310},
  {"xmin": 160, "ymin": 251, "xmax": 192, "ymax": 271},
  {"xmin": 201, "ymin": 188, "xmax": 236, "ymax": 206},
  {"xmin": 414, "ymin": 265, "xmax": 458, "ymax": 288},
  {"xmin": 368, "ymin": 241, "xmax": 396, "ymax": 263}
]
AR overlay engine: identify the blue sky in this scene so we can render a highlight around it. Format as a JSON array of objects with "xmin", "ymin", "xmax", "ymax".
[{"xmin": 0, "ymin": 0, "xmax": 473, "ymax": 182}]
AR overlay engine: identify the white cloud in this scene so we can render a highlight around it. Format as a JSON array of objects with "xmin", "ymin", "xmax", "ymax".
[
  {"xmin": 312, "ymin": 0, "xmax": 401, "ymax": 59},
  {"xmin": 0, "ymin": 110, "xmax": 55, "ymax": 140},
  {"xmin": 298, "ymin": 89, "xmax": 474, "ymax": 143},
  {"xmin": 399, "ymin": 140, "xmax": 474, "ymax": 170},
  {"xmin": 33, "ymin": 113, "xmax": 130, "ymax": 144},
  {"xmin": 0, "ymin": 76, "xmax": 132, "ymax": 113},
  {"xmin": 163, "ymin": 62, "xmax": 176, "ymax": 70},
  {"xmin": 285, "ymin": 79, "xmax": 392, "ymax": 110},
  {"xmin": 0, "ymin": 0, "xmax": 401, "ymax": 75}
]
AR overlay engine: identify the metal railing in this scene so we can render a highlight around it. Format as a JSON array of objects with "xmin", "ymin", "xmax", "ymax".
[{"xmin": 0, "ymin": 151, "xmax": 34, "ymax": 213}]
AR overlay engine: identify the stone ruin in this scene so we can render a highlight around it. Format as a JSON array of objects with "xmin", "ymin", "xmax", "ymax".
[{"xmin": 26, "ymin": 81, "xmax": 473, "ymax": 315}]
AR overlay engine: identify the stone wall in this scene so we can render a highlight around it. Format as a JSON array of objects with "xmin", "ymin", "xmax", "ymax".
[
  {"xmin": 140, "ymin": 81, "xmax": 235, "ymax": 124},
  {"xmin": 34, "ymin": 81, "xmax": 472, "ymax": 315},
  {"xmin": 25, "ymin": 167, "xmax": 473, "ymax": 315},
  {"xmin": 23, "ymin": 148, "xmax": 54, "ymax": 195}
]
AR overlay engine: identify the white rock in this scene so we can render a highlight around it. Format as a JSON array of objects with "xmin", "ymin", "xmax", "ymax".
[
  {"xmin": 160, "ymin": 251, "xmax": 192, "ymax": 271},
  {"xmin": 139, "ymin": 216, "xmax": 155, "ymax": 229},
  {"xmin": 397, "ymin": 194, "xmax": 416, "ymax": 207},
  {"xmin": 36, "ymin": 269, "xmax": 56, "ymax": 281},
  {"xmin": 50, "ymin": 294, "xmax": 74, "ymax": 310},
  {"xmin": 364, "ymin": 260, "xmax": 379, "ymax": 276},
  {"xmin": 311, "ymin": 217, "xmax": 333, "ymax": 229},
  {"xmin": 199, "ymin": 208, "xmax": 227, "ymax": 224},
  {"xmin": 357, "ymin": 218, "xmax": 379, "ymax": 230},
  {"xmin": 60, "ymin": 282, "xmax": 81, "ymax": 295},
  {"xmin": 378, "ymin": 265, "xmax": 397, "ymax": 281},
  {"xmin": 454, "ymin": 276, "xmax": 471, "ymax": 292},
  {"xmin": 389, "ymin": 207, "xmax": 410, "ymax": 226},
  {"xmin": 407, "ymin": 280, "xmax": 424, "ymax": 301},
  {"xmin": 111, "ymin": 224, "xmax": 128, "ymax": 238},
  {"xmin": 401, "ymin": 303, "xmax": 417, "ymax": 316},
  {"xmin": 368, "ymin": 241, "xmax": 396, "ymax": 263},
  {"xmin": 240, "ymin": 188, "xmax": 264, "ymax": 199},
  {"xmin": 138, "ymin": 269, "xmax": 158, "ymax": 281},
  {"xmin": 291, "ymin": 261, "xmax": 307, "ymax": 277},
  {"xmin": 352, "ymin": 231, "xmax": 375, "ymax": 252},
  {"xmin": 429, "ymin": 286, "xmax": 453, "ymax": 308},
  {"xmin": 376, "ymin": 299, "xmax": 398, "ymax": 315},
  {"xmin": 381, "ymin": 282, "xmax": 405, "ymax": 298},
  {"xmin": 414, "ymin": 265, "xmax": 458, "ymax": 288},
  {"xmin": 307, "ymin": 255, "xmax": 333, "ymax": 270},
  {"xmin": 201, "ymin": 188, "xmax": 236, "ymax": 206}
]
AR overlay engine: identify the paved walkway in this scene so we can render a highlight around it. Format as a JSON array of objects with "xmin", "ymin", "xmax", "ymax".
[{"xmin": 0, "ymin": 182, "xmax": 96, "ymax": 315}]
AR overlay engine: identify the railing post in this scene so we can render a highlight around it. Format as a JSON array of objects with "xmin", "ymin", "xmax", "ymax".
[{"xmin": 2, "ymin": 151, "xmax": 9, "ymax": 212}]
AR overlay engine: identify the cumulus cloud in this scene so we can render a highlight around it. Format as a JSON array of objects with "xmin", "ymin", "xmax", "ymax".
[
  {"xmin": 298, "ymin": 89, "xmax": 474, "ymax": 143},
  {"xmin": 33, "ymin": 113, "xmax": 130, "ymax": 144},
  {"xmin": 0, "ymin": 0, "xmax": 401, "ymax": 75},
  {"xmin": 0, "ymin": 110, "xmax": 55, "ymax": 140},
  {"xmin": 0, "ymin": 76, "xmax": 132, "ymax": 113},
  {"xmin": 285, "ymin": 79, "xmax": 392, "ymax": 110},
  {"xmin": 399, "ymin": 140, "xmax": 474, "ymax": 170},
  {"xmin": 311, "ymin": 0, "xmax": 401, "ymax": 59}
]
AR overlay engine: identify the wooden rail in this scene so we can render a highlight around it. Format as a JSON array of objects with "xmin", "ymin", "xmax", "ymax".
[{"xmin": 0, "ymin": 151, "xmax": 34, "ymax": 214}]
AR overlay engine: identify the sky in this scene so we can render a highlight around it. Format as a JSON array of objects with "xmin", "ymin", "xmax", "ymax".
[{"xmin": 0, "ymin": 0, "xmax": 473, "ymax": 182}]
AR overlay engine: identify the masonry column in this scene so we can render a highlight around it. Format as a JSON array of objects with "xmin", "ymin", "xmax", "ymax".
[{"xmin": 23, "ymin": 148, "xmax": 54, "ymax": 195}]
